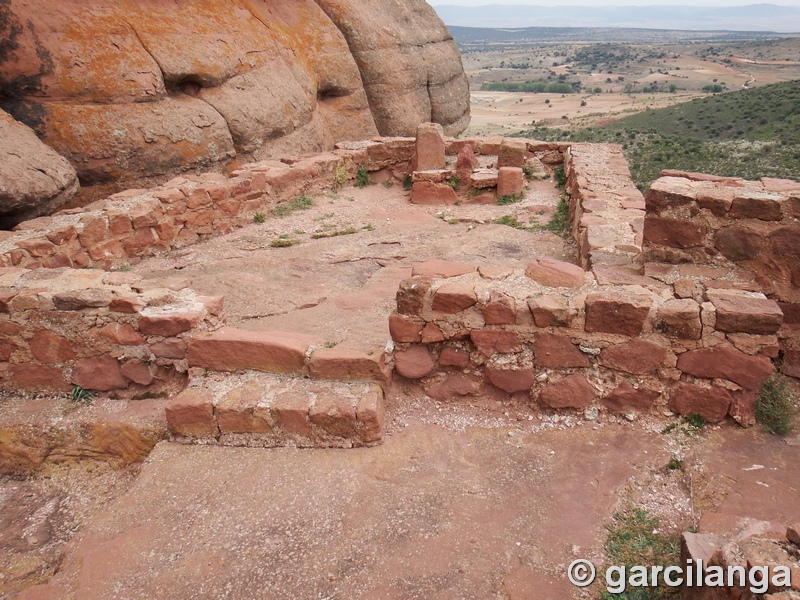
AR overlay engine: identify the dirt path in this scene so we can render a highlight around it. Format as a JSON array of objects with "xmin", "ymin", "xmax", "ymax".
[{"xmin": 11, "ymin": 408, "xmax": 800, "ymax": 600}]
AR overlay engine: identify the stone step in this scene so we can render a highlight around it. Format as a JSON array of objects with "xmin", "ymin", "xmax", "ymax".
[
  {"xmin": 165, "ymin": 371, "xmax": 385, "ymax": 448},
  {"xmin": 187, "ymin": 327, "xmax": 390, "ymax": 387},
  {"xmin": 0, "ymin": 395, "xmax": 167, "ymax": 476}
]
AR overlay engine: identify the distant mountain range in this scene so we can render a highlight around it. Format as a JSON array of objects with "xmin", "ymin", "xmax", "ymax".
[{"xmin": 431, "ymin": 4, "xmax": 800, "ymax": 32}]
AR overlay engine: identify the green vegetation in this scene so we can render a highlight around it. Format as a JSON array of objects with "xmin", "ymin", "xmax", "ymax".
[
  {"xmin": 272, "ymin": 196, "xmax": 314, "ymax": 217},
  {"xmin": 402, "ymin": 174, "xmax": 413, "ymax": 191},
  {"xmin": 756, "ymin": 374, "xmax": 799, "ymax": 435},
  {"xmin": 355, "ymin": 167, "xmax": 374, "ymax": 189},
  {"xmin": 497, "ymin": 194, "xmax": 522, "ymax": 205},
  {"xmin": 665, "ymin": 456, "xmax": 683, "ymax": 473},
  {"xmin": 70, "ymin": 385, "xmax": 96, "ymax": 404},
  {"xmin": 481, "ymin": 81, "xmax": 579, "ymax": 94},
  {"xmin": 601, "ymin": 508, "xmax": 681, "ymax": 599},
  {"xmin": 270, "ymin": 238, "xmax": 301, "ymax": 248},
  {"xmin": 662, "ymin": 414, "xmax": 706, "ymax": 437},
  {"xmin": 522, "ymin": 164, "xmax": 536, "ymax": 180},
  {"xmin": 447, "ymin": 176, "xmax": 460, "ymax": 191},
  {"xmin": 553, "ymin": 165, "xmax": 567, "ymax": 188},
  {"xmin": 519, "ymin": 80, "xmax": 800, "ymax": 191},
  {"xmin": 544, "ymin": 197, "xmax": 570, "ymax": 234},
  {"xmin": 333, "ymin": 159, "xmax": 351, "ymax": 191},
  {"xmin": 311, "ymin": 227, "xmax": 359, "ymax": 239},
  {"xmin": 492, "ymin": 214, "xmax": 530, "ymax": 230},
  {"xmin": 253, "ymin": 212, "xmax": 266, "ymax": 224}
]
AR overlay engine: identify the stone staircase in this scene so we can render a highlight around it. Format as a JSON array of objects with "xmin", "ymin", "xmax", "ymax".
[{"xmin": 165, "ymin": 327, "xmax": 390, "ymax": 448}]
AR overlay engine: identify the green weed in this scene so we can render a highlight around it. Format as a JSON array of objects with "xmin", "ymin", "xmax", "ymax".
[
  {"xmin": 70, "ymin": 386, "xmax": 96, "ymax": 404},
  {"xmin": 272, "ymin": 196, "xmax": 313, "ymax": 217},
  {"xmin": 756, "ymin": 374, "xmax": 799, "ymax": 435},
  {"xmin": 355, "ymin": 167, "xmax": 374, "ymax": 189},
  {"xmin": 544, "ymin": 197, "xmax": 570, "ymax": 234},
  {"xmin": 601, "ymin": 508, "xmax": 681, "ymax": 599},
  {"xmin": 497, "ymin": 194, "xmax": 522, "ymax": 205},
  {"xmin": 270, "ymin": 238, "xmax": 301, "ymax": 248}
]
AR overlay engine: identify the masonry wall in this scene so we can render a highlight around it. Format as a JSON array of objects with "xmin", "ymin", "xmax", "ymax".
[
  {"xmin": 388, "ymin": 150, "xmax": 795, "ymax": 426},
  {"xmin": 0, "ymin": 138, "xmax": 417, "ymax": 270},
  {"xmin": 0, "ymin": 267, "xmax": 222, "ymax": 395},
  {"xmin": 643, "ymin": 171, "xmax": 800, "ymax": 378}
]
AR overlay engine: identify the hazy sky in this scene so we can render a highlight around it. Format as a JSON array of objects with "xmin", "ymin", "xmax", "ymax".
[{"xmin": 429, "ymin": 1, "xmax": 800, "ymax": 6}]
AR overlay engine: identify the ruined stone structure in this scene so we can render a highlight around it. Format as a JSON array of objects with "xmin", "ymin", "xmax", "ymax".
[
  {"xmin": 1, "ymin": 124, "xmax": 798, "ymax": 473},
  {"xmin": 0, "ymin": 0, "xmax": 469, "ymax": 227}
]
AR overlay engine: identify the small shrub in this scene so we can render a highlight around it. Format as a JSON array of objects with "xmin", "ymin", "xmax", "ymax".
[
  {"xmin": 662, "ymin": 414, "xmax": 706, "ymax": 437},
  {"xmin": 685, "ymin": 413, "xmax": 706, "ymax": 431},
  {"xmin": 253, "ymin": 212, "xmax": 266, "ymax": 224},
  {"xmin": 333, "ymin": 159, "xmax": 350, "ymax": 191},
  {"xmin": 402, "ymin": 174, "xmax": 413, "ymax": 191},
  {"xmin": 492, "ymin": 214, "xmax": 531, "ymax": 230},
  {"xmin": 355, "ymin": 167, "xmax": 374, "ymax": 189},
  {"xmin": 756, "ymin": 374, "xmax": 799, "ymax": 435},
  {"xmin": 601, "ymin": 508, "xmax": 681, "ymax": 600},
  {"xmin": 311, "ymin": 227, "xmax": 358, "ymax": 239},
  {"xmin": 70, "ymin": 386, "xmax": 96, "ymax": 404},
  {"xmin": 382, "ymin": 180, "xmax": 394, "ymax": 188},
  {"xmin": 447, "ymin": 177, "xmax": 460, "ymax": 191}
]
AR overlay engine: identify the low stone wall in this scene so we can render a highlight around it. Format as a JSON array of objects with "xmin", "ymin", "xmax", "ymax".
[
  {"xmin": 166, "ymin": 375, "xmax": 385, "ymax": 449},
  {"xmin": 387, "ymin": 150, "xmax": 796, "ymax": 424},
  {"xmin": 388, "ymin": 257, "xmax": 777, "ymax": 425},
  {"xmin": 643, "ymin": 171, "xmax": 800, "ymax": 377},
  {"xmin": 565, "ymin": 143, "xmax": 645, "ymax": 270},
  {"xmin": 0, "ymin": 138, "xmax": 417, "ymax": 270},
  {"xmin": 0, "ymin": 267, "xmax": 222, "ymax": 396}
]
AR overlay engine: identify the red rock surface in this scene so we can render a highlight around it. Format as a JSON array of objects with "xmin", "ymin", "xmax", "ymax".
[
  {"xmin": 0, "ymin": 109, "xmax": 78, "ymax": 228},
  {"xmin": 0, "ymin": 0, "xmax": 469, "ymax": 200}
]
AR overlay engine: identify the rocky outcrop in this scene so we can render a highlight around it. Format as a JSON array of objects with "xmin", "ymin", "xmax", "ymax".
[
  {"xmin": 0, "ymin": 108, "xmax": 79, "ymax": 228},
  {"xmin": 0, "ymin": 0, "xmax": 469, "ymax": 208},
  {"xmin": 316, "ymin": 0, "xmax": 471, "ymax": 137}
]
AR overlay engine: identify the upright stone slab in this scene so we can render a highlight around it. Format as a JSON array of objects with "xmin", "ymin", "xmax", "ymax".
[
  {"xmin": 415, "ymin": 123, "xmax": 446, "ymax": 171},
  {"xmin": 497, "ymin": 167, "xmax": 524, "ymax": 198},
  {"xmin": 497, "ymin": 138, "xmax": 526, "ymax": 169}
]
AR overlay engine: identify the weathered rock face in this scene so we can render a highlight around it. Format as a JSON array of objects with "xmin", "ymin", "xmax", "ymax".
[
  {"xmin": 0, "ymin": 0, "xmax": 469, "ymax": 206},
  {"xmin": 0, "ymin": 108, "xmax": 79, "ymax": 228},
  {"xmin": 316, "ymin": 0, "xmax": 471, "ymax": 137}
]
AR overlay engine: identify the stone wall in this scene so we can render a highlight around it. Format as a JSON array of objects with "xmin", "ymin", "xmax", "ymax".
[
  {"xmin": 0, "ymin": 267, "xmax": 222, "ymax": 396},
  {"xmin": 0, "ymin": 138, "xmax": 416, "ymax": 270},
  {"xmin": 643, "ymin": 171, "xmax": 800, "ymax": 378},
  {"xmin": 387, "ymin": 148, "xmax": 795, "ymax": 425}
]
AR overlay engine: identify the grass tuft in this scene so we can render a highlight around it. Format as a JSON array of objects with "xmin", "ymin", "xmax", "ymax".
[
  {"xmin": 756, "ymin": 374, "xmax": 799, "ymax": 435},
  {"xmin": 601, "ymin": 508, "xmax": 681, "ymax": 599},
  {"xmin": 272, "ymin": 196, "xmax": 314, "ymax": 217},
  {"xmin": 70, "ymin": 385, "xmax": 96, "ymax": 404}
]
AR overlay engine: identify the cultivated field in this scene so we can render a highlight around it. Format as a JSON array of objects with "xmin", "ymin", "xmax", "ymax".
[{"xmin": 458, "ymin": 31, "xmax": 800, "ymax": 135}]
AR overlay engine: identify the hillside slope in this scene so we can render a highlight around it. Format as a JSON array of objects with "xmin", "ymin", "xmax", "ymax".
[{"xmin": 520, "ymin": 80, "xmax": 800, "ymax": 188}]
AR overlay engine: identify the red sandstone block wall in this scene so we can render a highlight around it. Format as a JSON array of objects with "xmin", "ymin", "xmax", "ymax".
[
  {"xmin": 0, "ymin": 138, "xmax": 416, "ymax": 271},
  {"xmin": 643, "ymin": 172, "xmax": 800, "ymax": 377},
  {"xmin": 0, "ymin": 267, "xmax": 222, "ymax": 395}
]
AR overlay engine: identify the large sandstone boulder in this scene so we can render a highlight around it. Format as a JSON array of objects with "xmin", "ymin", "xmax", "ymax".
[
  {"xmin": 317, "ymin": 0, "xmax": 471, "ymax": 137},
  {"xmin": 0, "ymin": 0, "xmax": 469, "ymax": 210},
  {"xmin": 0, "ymin": 108, "xmax": 79, "ymax": 228}
]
